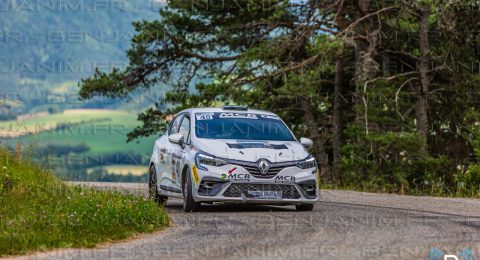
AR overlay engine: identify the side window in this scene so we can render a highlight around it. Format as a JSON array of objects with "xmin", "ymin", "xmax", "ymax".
[
  {"xmin": 168, "ymin": 114, "xmax": 184, "ymax": 135},
  {"xmin": 178, "ymin": 116, "xmax": 191, "ymax": 144}
]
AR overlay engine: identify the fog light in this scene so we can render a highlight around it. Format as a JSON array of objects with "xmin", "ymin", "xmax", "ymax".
[
  {"xmin": 298, "ymin": 180, "xmax": 316, "ymax": 199},
  {"xmin": 198, "ymin": 177, "xmax": 227, "ymax": 196}
]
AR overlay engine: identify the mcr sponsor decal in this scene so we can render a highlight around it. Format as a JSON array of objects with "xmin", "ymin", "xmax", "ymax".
[
  {"xmin": 221, "ymin": 168, "xmax": 251, "ymax": 182},
  {"xmin": 275, "ymin": 175, "xmax": 296, "ymax": 183},
  {"xmin": 221, "ymin": 173, "xmax": 251, "ymax": 182}
]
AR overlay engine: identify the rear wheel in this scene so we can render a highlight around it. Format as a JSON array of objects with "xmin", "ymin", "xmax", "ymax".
[
  {"xmin": 182, "ymin": 168, "xmax": 201, "ymax": 212},
  {"xmin": 149, "ymin": 165, "xmax": 168, "ymax": 205},
  {"xmin": 296, "ymin": 203, "xmax": 314, "ymax": 211}
]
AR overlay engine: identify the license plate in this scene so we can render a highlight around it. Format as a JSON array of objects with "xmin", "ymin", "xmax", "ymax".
[{"xmin": 246, "ymin": 191, "xmax": 282, "ymax": 200}]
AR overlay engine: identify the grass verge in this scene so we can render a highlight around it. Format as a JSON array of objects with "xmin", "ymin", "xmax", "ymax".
[
  {"xmin": 0, "ymin": 149, "xmax": 169, "ymax": 256},
  {"xmin": 320, "ymin": 183, "xmax": 480, "ymax": 198}
]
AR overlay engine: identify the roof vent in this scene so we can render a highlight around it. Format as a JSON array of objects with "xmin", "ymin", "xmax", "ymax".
[{"xmin": 222, "ymin": 105, "xmax": 248, "ymax": 111}]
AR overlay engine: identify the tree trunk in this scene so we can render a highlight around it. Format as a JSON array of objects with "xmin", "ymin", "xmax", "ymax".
[
  {"xmin": 332, "ymin": 58, "xmax": 345, "ymax": 181},
  {"xmin": 417, "ymin": 6, "xmax": 431, "ymax": 150},
  {"xmin": 331, "ymin": 2, "xmax": 350, "ymax": 183},
  {"xmin": 298, "ymin": 96, "xmax": 331, "ymax": 181},
  {"xmin": 353, "ymin": 0, "xmax": 372, "ymax": 127}
]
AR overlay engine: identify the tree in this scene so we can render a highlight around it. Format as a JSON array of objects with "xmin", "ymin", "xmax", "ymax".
[
  {"xmin": 79, "ymin": 0, "xmax": 480, "ymax": 191},
  {"xmin": 80, "ymin": 0, "xmax": 344, "ymax": 180}
]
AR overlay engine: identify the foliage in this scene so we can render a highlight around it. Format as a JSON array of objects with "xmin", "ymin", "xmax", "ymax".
[
  {"xmin": 77, "ymin": 0, "xmax": 480, "ymax": 195},
  {"xmin": 456, "ymin": 164, "xmax": 480, "ymax": 196}
]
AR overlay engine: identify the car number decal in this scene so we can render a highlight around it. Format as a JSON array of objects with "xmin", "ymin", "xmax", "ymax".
[{"xmin": 195, "ymin": 113, "xmax": 214, "ymax": 120}]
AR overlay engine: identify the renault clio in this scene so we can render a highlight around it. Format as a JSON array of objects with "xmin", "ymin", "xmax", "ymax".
[{"xmin": 148, "ymin": 106, "xmax": 319, "ymax": 212}]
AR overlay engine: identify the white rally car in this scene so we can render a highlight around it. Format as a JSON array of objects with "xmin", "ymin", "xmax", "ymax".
[{"xmin": 148, "ymin": 106, "xmax": 319, "ymax": 212}]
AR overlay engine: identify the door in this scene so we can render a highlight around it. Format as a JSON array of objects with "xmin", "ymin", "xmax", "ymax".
[
  {"xmin": 171, "ymin": 114, "xmax": 191, "ymax": 189},
  {"xmin": 160, "ymin": 113, "xmax": 185, "ymax": 193}
]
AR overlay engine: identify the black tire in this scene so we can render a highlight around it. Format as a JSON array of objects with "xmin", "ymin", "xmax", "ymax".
[
  {"xmin": 182, "ymin": 168, "xmax": 201, "ymax": 212},
  {"xmin": 296, "ymin": 203, "xmax": 314, "ymax": 211},
  {"xmin": 149, "ymin": 165, "xmax": 168, "ymax": 205}
]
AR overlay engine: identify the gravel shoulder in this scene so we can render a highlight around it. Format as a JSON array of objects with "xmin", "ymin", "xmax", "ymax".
[{"xmin": 14, "ymin": 182, "xmax": 480, "ymax": 260}]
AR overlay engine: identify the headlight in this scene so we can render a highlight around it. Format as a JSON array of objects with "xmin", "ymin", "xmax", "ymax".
[
  {"xmin": 297, "ymin": 156, "xmax": 316, "ymax": 169},
  {"xmin": 195, "ymin": 152, "xmax": 227, "ymax": 170}
]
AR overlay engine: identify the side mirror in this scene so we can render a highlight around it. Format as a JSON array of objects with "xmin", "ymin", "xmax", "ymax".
[
  {"xmin": 300, "ymin": 137, "xmax": 313, "ymax": 148},
  {"xmin": 168, "ymin": 133, "xmax": 184, "ymax": 147}
]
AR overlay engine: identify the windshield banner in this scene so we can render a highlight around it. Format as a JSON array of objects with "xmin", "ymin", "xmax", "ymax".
[{"xmin": 196, "ymin": 112, "xmax": 280, "ymax": 121}]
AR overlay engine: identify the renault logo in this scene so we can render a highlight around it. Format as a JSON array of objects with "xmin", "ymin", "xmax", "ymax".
[{"xmin": 257, "ymin": 159, "xmax": 270, "ymax": 175}]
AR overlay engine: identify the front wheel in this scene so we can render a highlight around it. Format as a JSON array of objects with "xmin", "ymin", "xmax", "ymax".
[
  {"xmin": 182, "ymin": 168, "xmax": 201, "ymax": 212},
  {"xmin": 149, "ymin": 165, "xmax": 168, "ymax": 205},
  {"xmin": 296, "ymin": 203, "xmax": 314, "ymax": 211}
]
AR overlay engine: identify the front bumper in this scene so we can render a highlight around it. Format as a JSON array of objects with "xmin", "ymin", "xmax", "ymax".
[{"xmin": 192, "ymin": 162, "xmax": 318, "ymax": 204}]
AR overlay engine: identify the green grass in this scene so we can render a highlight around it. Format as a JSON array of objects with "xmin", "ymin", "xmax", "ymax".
[
  {"xmin": 1, "ymin": 109, "xmax": 156, "ymax": 155},
  {"xmin": 0, "ymin": 149, "xmax": 169, "ymax": 256}
]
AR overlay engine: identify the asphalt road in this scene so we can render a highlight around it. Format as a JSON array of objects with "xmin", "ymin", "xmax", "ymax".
[{"xmin": 16, "ymin": 182, "xmax": 480, "ymax": 260}]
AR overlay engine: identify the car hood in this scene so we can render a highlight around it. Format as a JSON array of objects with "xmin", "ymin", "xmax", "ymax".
[{"xmin": 193, "ymin": 139, "xmax": 309, "ymax": 163}]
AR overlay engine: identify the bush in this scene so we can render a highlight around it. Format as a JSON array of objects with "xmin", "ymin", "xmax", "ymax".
[
  {"xmin": 456, "ymin": 164, "xmax": 480, "ymax": 196},
  {"xmin": 340, "ymin": 130, "xmax": 459, "ymax": 194}
]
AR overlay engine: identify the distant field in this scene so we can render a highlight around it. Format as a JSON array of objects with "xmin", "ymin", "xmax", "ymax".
[
  {"xmin": 1, "ymin": 109, "xmax": 157, "ymax": 155},
  {"xmin": 0, "ymin": 109, "xmax": 126, "ymax": 136},
  {"xmin": 87, "ymin": 165, "xmax": 148, "ymax": 176}
]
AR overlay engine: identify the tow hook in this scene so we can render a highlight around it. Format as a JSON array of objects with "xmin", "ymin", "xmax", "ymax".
[{"xmin": 240, "ymin": 193, "xmax": 248, "ymax": 203}]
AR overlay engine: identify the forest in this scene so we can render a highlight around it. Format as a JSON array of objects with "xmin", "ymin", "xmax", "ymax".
[{"xmin": 80, "ymin": 0, "xmax": 480, "ymax": 195}]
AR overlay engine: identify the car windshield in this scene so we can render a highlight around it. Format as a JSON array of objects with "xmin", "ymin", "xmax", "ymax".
[{"xmin": 194, "ymin": 112, "xmax": 295, "ymax": 141}]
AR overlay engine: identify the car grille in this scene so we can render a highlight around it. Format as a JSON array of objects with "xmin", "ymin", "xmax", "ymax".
[
  {"xmin": 223, "ymin": 183, "xmax": 301, "ymax": 199},
  {"xmin": 240, "ymin": 164, "xmax": 284, "ymax": 178},
  {"xmin": 225, "ymin": 159, "xmax": 297, "ymax": 179}
]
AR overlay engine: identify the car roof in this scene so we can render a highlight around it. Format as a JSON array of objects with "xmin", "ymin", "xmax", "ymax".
[{"xmin": 177, "ymin": 107, "xmax": 277, "ymax": 116}]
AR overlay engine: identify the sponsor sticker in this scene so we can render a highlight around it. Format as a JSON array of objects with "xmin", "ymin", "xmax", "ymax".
[
  {"xmin": 219, "ymin": 112, "xmax": 258, "ymax": 119},
  {"xmin": 221, "ymin": 172, "xmax": 251, "ymax": 182},
  {"xmin": 274, "ymin": 175, "xmax": 296, "ymax": 183},
  {"xmin": 192, "ymin": 165, "xmax": 199, "ymax": 185},
  {"xmin": 221, "ymin": 167, "xmax": 250, "ymax": 182},
  {"xmin": 221, "ymin": 167, "xmax": 235, "ymax": 178},
  {"xmin": 195, "ymin": 112, "xmax": 282, "ymax": 121},
  {"xmin": 259, "ymin": 114, "xmax": 280, "ymax": 120}
]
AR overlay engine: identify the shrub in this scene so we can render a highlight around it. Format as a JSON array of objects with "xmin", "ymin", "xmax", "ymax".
[
  {"xmin": 340, "ymin": 130, "xmax": 459, "ymax": 194},
  {"xmin": 456, "ymin": 164, "xmax": 480, "ymax": 196}
]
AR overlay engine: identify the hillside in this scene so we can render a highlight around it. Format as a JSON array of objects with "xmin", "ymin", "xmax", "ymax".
[{"xmin": 0, "ymin": 1, "xmax": 164, "ymax": 119}]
